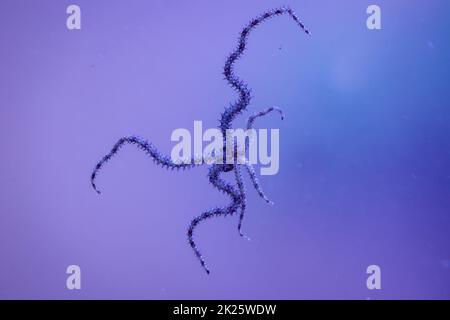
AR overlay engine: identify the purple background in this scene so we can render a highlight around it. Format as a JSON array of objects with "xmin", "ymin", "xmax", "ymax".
[{"xmin": 1, "ymin": 0, "xmax": 449, "ymax": 299}]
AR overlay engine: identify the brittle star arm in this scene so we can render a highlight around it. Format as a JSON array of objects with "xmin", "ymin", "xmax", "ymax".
[
  {"xmin": 219, "ymin": 6, "xmax": 309, "ymax": 135},
  {"xmin": 243, "ymin": 161, "xmax": 274, "ymax": 205},
  {"xmin": 234, "ymin": 164, "xmax": 250, "ymax": 240},
  {"xmin": 243, "ymin": 107, "xmax": 284, "ymax": 204},
  {"xmin": 91, "ymin": 136, "xmax": 201, "ymax": 194},
  {"xmin": 187, "ymin": 164, "xmax": 241, "ymax": 274}
]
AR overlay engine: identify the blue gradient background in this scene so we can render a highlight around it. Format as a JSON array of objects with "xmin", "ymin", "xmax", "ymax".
[{"xmin": 0, "ymin": 0, "xmax": 449, "ymax": 299}]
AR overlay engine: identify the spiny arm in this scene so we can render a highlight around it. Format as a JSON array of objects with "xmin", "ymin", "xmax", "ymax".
[
  {"xmin": 188, "ymin": 165, "xmax": 242, "ymax": 274},
  {"xmin": 242, "ymin": 106, "xmax": 285, "ymax": 204},
  {"xmin": 234, "ymin": 165, "xmax": 250, "ymax": 239},
  {"xmin": 91, "ymin": 136, "xmax": 200, "ymax": 194},
  {"xmin": 220, "ymin": 7, "xmax": 309, "ymax": 133}
]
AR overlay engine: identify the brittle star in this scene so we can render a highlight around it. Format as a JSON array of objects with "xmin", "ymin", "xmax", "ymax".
[{"xmin": 91, "ymin": 7, "xmax": 310, "ymax": 274}]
